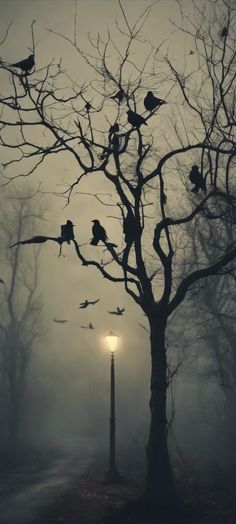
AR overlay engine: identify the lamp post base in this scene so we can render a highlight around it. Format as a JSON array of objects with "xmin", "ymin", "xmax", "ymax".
[{"xmin": 104, "ymin": 468, "xmax": 123, "ymax": 484}]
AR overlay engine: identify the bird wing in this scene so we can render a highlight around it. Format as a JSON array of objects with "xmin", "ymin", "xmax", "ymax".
[{"xmin": 108, "ymin": 311, "xmax": 116, "ymax": 315}]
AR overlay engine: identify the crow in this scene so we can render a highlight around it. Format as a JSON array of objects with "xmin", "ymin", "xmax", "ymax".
[
  {"xmin": 85, "ymin": 102, "xmax": 91, "ymax": 111},
  {"xmin": 123, "ymin": 212, "xmax": 136, "ymax": 244},
  {"xmin": 110, "ymin": 90, "xmax": 125, "ymax": 103},
  {"xmin": 61, "ymin": 220, "xmax": 75, "ymax": 244},
  {"xmin": 53, "ymin": 319, "xmax": 68, "ymax": 323},
  {"xmin": 189, "ymin": 165, "xmax": 206, "ymax": 193},
  {"xmin": 109, "ymin": 123, "xmax": 119, "ymax": 134},
  {"xmin": 10, "ymin": 54, "xmax": 35, "ymax": 74},
  {"xmin": 144, "ymin": 91, "xmax": 167, "ymax": 111},
  {"xmin": 108, "ymin": 307, "xmax": 125, "ymax": 316},
  {"xmin": 111, "ymin": 134, "xmax": 120, "ymax": 149},
  {"xmin": 79, "ymin": 299, "xmax": 100, "ymax": 309},
  {"xmin": 221, "ymin": 27, "xmax": 228, "ymax": 38},
  {"xmin": 80, "ymin": 323, "xmax": 95, "ymax": 330},
  {"xmin": 90, "ymin": 220, "xmax": 117, "ymax": 247},
  {"xmin": 127, "ymin": 110, "xmax": 147, "ymax": 128}
]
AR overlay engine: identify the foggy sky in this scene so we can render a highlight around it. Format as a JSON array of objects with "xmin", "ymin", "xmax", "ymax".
[{"xmin": 0, "ymin": 0, "xmax": 210, "ymax": 449}]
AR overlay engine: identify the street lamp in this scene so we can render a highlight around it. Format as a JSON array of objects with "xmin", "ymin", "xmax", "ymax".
[{"xmin": 104, "ymin": 331, "xmax": 121, "ymax": 482}]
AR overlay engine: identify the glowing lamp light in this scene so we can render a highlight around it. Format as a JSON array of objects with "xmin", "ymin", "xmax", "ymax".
[{"xmin": 105, "ymin": 331, "xmax": 118, "ymax": 353}]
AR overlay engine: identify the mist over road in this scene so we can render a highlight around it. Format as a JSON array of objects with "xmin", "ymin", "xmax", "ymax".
[{"xmin": 0, "ymin": 437, "xmax": 101, "ymax": 524}]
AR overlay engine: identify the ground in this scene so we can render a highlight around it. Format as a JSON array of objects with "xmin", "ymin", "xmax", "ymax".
[
  {"xmin": 0, "ymin": 443, "xmax": 236, "ymax": 524},
  {"xmin": 32, "ymin": 465, "xmax": 236, "ymax": 524}
]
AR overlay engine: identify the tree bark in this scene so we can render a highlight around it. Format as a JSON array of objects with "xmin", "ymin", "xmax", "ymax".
[{"xmin": 145, "ymin": 315, "xmax": 177, "ymax": 509}]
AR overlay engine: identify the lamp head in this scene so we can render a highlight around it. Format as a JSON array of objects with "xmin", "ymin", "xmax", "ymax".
[{"xmin": 105, "ymin": 331, "xmax": 118, "ymax": 353}]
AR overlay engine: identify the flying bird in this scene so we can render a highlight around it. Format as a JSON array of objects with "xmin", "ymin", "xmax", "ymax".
[
  {"xmin": 53, "ymin": 319, "xmax": 68, "ymax": 323},
  {"xmin": 79, "ymin": 299, "xmax": 100, "ymax": 309},
  {"xmin": 108, "ymin": 307, "xmax": 125, "ymax": 316},
  {"xmin": 90, "ymin": 220, "xmax": 117, "ymax": 247},
  {"xmin": 61, "ymin": 220, "xmax": 75, "ymax": 244},
  {"xmin": 127, "ymin": 110, "xmax": 147, "ymax": 128},
  {"xmin": 80, "ymin": 323, "xmax": 95, "ymax": 330},
  {"xmin": 189, "ymin": 165, "xmax": 206, "ymax": 194},
  {"xmin": 144, "ymin": 91, "xmax": 167, "ymax": 112},
  {"xmin": 110, "ymin": 90, "xmax": 125, "ymax": 103},
  {"xmin": 10, "ymin": 54, "xmax": 35, "ymax": 74},
  {"xmin": 0, "ymin": 278, "xmax": 4, "ymax": 284},
  {"xmin": 221, "ymin": 27, "xmax": 228, "ymax": 38}
]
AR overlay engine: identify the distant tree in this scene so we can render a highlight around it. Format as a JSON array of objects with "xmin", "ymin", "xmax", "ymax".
[
  {"xmin": 0, "ymin": 0, "xmax": 235, "ymax": 511},
  {"xmin": 0, "ymin": 191, "xmax": 43, "ymax": 449},
  {"xmin": 185, "ymin": 212, "xmax": 236, "ymax": 450}
]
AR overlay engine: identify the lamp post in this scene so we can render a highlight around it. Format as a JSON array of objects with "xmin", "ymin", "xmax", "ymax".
[{"xmin": 104, "ymin": 331, "xmax": 121, "ymax": 483}]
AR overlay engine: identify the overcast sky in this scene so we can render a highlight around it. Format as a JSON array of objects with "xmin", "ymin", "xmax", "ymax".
[{"xmin": 0, "ymin": 0, "xmax": 204, "ymax": 440}]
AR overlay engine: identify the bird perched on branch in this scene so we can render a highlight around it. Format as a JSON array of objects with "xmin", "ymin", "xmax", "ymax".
[
  {"xmin": 80, "ymin": 323, "xmax": 95, "ymax": 330},
  {"xmin": 127, "ymin": 110, "xmax": 147, "ymax": 128},
  {"xmin": 110, "ymin": 90, "xmax": 125, "ymax": 103},
  {"xmin": 61, "ymin": 220, "xmax": 75, "ymax": 244},
  {"xmin": 108, "ymin": 307, "xmax": 125, "ymax": 316},
  {"xmin": 123, "ymin": 212, "xmax": 137, "ymax": 244},
  {"xmin": 221, "ymin": 27, "xmax": 228, "ymax": 38},
  {"xmin": 189, "ymin": 165, "xmax": 206, "ymax": 193},
  {"xmin": 109, "ymin": 123, "xmax": 119, "ymax": 135},
  {"xmin": 90, "ymin": 220, "xmax": 117, "ymax": 247},
  {"xmin": 85, "ymin": 102, "xmax": 91, "ymax": 111},
  {"xmin": 144, "ymin": 91, "xmax": 167, "ymax": 112},
  {"xmin": 10, "ymin": 54, "xmax": 35, "ymax": 74},
  {"xmin": 79, "ymin": 299, "xmax": 100, "ymax": 309}
]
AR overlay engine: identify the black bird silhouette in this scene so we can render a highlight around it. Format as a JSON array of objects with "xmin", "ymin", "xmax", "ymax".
[
  {"xmin": 80, "ymin": 323, "xmax": 95, "ymax": 330},
  {"xmin": 61, "ymin": 220, "xmax": 75, "ymax": 244},
  {"xmin": 189, "ymin": 165, "xmax": 206, "ymax": 193},
  {"xmin": 188, "ymin": 50, "xmax": 194, "ymax": 55},
  {"xmin": 123, "ymin": 212, "xmax": 136, "ymax": 244},
  {"xmin": 108, "ymin": 307, "xmax": 125, "ymax": 316},
  {"xmin": 110, "ymin": 90, "xmax": 125, "ymax": 103},
  {"xmin": 53, "ymin": 319, "xmax": 68, "ymax": 323},
  {"xmin": 90, "ymin": 220, "xmax": 117, "ymax": 247},
  {"xmin": 79, "ymin": 299, "xmax": 100, "ymax": 309},
  {"xmin": 111, "ymin": 134, "xmax": 120, "ymax": 149},
  {"xmin": 10, "ymin": 54, "xmax": 35, "ymax": 74},
  {"xmin": 127, "ymin": 110, "xmax": 147, "ymax": 128},
  {"xmin": 0, "ymin": 278, "xmax": 4, "ymax": 284},
  {"xmin": 109, "ymin": 123, "xmax": 119, "ymax": 134},
  {"xmin": 85, "ymin": 102, "xmax": 91, "ymax": 111},
  {"xmin": 221, "ymin": 27, "xmax": 228, "ymax": 38},
  {"xmin": 144, "ymin": 91, "xmax": 167, "ymax": 111}
]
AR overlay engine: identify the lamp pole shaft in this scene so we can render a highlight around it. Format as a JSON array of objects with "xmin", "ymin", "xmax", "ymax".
[{"xmin": 109, "ymin": 352, "xmax": 116, "ymax": 473}]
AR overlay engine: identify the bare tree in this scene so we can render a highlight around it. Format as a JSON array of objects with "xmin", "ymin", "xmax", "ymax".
[
  {"xmin": 0, "ymin": 190, "xmax": 43, "ymax": 448},
  {"xmin": 0, "ymin": 0, "xmax": 235, "ymax": 509},
  {"xmin": 185, "ymin": 212, "xmax": 236, "ymax": 449}
]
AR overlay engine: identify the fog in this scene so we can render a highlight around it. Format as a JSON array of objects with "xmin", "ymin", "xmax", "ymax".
[{"xmin": 0, "ymin": 1, "xmax": 235, "ymax": 523}]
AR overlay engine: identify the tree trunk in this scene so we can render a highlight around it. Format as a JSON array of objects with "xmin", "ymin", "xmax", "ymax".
[{"xmin": 145, "ymin": 316, "xmax": 177, "ymax": 509}]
